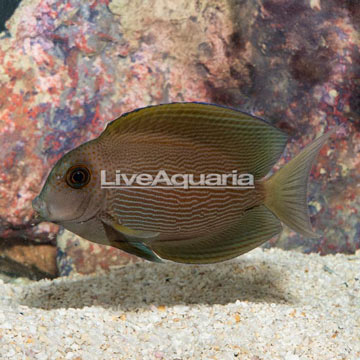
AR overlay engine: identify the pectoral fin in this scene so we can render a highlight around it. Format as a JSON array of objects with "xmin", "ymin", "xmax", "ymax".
[
  {"xmin": 101, "ymin": 220, "xmax": 162, "ymax": 263},
  {"xmin": 114, "ymin": 223, "xmax": 160, "ymax": 240},
  {"xmin": 100, "ymin": 213, "xmax": 159, "ymax": 241}
]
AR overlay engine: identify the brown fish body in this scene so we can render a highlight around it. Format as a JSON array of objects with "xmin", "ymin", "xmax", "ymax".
[
  {"xmin": 33, "ymin": 103, "xmax": 338, "ymax": 263},
  {"xmin": 100, "ymin": 131, "xmax": 265, "ymax": 240}
]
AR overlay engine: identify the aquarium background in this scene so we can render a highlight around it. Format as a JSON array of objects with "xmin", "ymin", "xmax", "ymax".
[{"xmin": 0, "ymin": 0, "xmax": 358, "ymax": 280}]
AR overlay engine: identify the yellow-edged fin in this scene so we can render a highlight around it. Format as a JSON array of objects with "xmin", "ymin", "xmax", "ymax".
[
  {"xmin": 99, "ymin": 102, "xmax": 288, "ymax": 179},
  {"xmin": 150, "ymin": 205, "xmax": 282, "ymax": 264},
  {"xmin": 112, "ymin": 223, "xmax": 160, "ymax": 240},
  {"xmin": 101, "ymin": 221, "xmax": 162, "ymax": 262}
]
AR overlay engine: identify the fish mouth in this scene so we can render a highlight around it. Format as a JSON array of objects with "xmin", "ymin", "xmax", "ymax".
[
  {"xmin": 33, "ymin": 193, "xmax": 94, "ymax": 224},
  {"xmin": 32, "ymin": 196, "xmax": 50, "ymax": 220}
]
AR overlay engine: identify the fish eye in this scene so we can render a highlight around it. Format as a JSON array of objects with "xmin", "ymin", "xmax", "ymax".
[{"xmin": 66, "ymin": 165, "xmax": 91, "ymax": 189}]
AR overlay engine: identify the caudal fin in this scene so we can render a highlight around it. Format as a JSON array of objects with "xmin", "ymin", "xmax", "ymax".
[{"xmin": 264, "ymin": 126, "xmax": 339, "ymax": 238}]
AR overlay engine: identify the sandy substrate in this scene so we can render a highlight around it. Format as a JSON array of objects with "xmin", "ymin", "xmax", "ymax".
[{"xmin": 0, "ymin": 248, "xmax": 359, "ymax": 360}]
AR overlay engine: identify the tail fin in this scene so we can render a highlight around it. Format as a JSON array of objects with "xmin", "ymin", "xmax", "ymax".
[{"xmin": 264, "ymin": 126, "xmax": 339, "ymax": 238}]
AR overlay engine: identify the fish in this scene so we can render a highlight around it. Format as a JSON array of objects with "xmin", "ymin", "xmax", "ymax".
[{"xmin": 32, "ymin": 102, "xmax": 339, "ymax": 264}]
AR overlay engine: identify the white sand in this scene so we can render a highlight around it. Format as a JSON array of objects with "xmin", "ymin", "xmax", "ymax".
[{"xmin": 0, "ymin": 248, "xmax": 359, "ymax": 360}]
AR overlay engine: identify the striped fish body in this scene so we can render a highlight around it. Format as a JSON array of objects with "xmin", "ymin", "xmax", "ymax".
[
  {"xmin": 33, "ymin": 103, "xmax": 338, "ymax": 263},
  {"xmin": 103, "ymin": 134, "xmax": 266, "ymax": 241}
]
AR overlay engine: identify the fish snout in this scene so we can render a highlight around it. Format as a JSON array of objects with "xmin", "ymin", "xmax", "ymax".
[{"xmin": 32, "ymin": 196, "xmax": 49, "ymax": 219}]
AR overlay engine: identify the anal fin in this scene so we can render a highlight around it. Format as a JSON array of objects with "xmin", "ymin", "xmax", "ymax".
[{"xmin": 151, "ymin": 205, "xmax": 282, "ymax": 264}]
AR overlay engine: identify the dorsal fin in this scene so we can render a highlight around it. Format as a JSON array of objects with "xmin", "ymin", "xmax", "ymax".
[{"xmin": 100, "ymin": 102, "xmax": 288, "ymax": 179}]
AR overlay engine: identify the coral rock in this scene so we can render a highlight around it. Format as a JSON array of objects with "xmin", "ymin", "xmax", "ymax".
[{"xmin": 57, "ymin": 230, "xmax": 141, "ymax": 276}]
